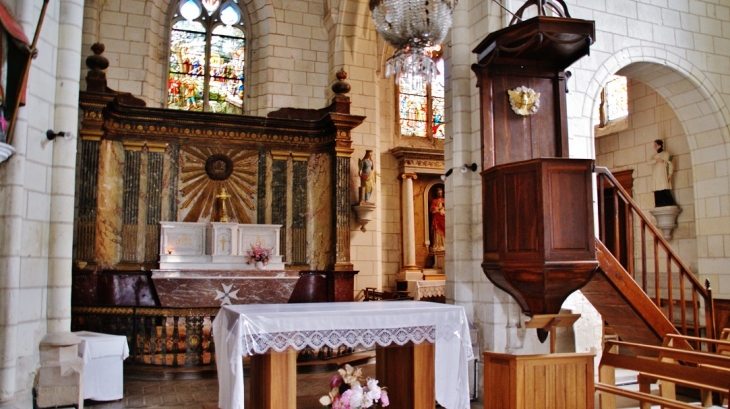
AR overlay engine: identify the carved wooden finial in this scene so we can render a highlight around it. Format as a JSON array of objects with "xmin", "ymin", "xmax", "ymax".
[
  {"xmin": 332, "ymin": 68, "xmax": 351, "ymax": 95},
  {"xmin": 87, "ymin": 43, "xmax": 109, "ymax": 71},
  {"xmin": 86, "ymin": 43, "xmax": 110, "ymax": 92}
]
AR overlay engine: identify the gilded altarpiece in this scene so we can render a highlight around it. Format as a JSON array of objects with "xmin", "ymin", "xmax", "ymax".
[
  {"xmin": 391, "ymin": 147, "xmax": 445, "ymax": 271},
  {"xmin": 75, "ymin": 97, "xmax": 363, "ymax": 275}
]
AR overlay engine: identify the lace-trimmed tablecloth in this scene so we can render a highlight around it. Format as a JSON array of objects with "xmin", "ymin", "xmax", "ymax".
[
  {"xmin": 415, "ymin": 280, "xmax": 446, "ymax": 300},
  {"xmin": 213, "ymin": 301, "xmax": 474, "ymax": 409}
]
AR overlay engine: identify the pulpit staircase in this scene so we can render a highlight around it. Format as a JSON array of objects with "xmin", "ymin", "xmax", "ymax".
[{"xmin": 580, "ymin": 167, "xmax": 717, "ymax": 349}]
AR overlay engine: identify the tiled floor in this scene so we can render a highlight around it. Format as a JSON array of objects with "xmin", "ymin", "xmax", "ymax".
[
  {"xmin": 79, "ymin": 364, "xmax": 703, "ymax": 409},
  {"xmin": 82, "ymin": 355, "xmax": 484, "ymax": 409}
]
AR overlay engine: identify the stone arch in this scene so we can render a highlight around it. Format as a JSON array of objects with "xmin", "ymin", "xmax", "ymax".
[{"xmin": 579, "ymin": 46, "xmax": 730, "ymax": 282}]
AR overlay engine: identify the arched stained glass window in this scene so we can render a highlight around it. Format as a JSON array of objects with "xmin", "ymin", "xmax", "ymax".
[
  {"xmin": 168, "ymin": 0, "xmax": 245, "ymax": 114},
  {"xmin": 398, "ymin": 47, "xmax": 445, "ymax": 139}
]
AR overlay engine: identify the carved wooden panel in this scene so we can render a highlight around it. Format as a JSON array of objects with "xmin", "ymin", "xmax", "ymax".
[{"xmin": 482, "ymin": 158, "xmax": 598, "ymax": 316}]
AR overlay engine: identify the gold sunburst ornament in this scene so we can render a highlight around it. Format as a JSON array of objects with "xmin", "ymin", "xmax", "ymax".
[
  {"xmin": 507, "ymin": 86, "xmax": 540, "ymax": 116},
  {"xmin": 179, "ymin": 146, "xmax": 258, "ymax": 223}
]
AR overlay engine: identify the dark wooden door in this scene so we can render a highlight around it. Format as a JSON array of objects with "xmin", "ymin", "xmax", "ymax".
[{"xmin": 600, "ymin": 169, "xmax": 633, "ymax": 270}]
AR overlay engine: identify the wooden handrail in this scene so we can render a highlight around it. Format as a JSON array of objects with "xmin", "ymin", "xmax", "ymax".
[{"xmin": 595, "ymin": 166, "xmax": 716, "ymax": 341}]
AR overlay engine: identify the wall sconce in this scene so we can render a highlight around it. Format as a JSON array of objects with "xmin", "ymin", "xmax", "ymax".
[
  {"xmin": 441, "ymin": 163, "xmax": 478, "ymax": 180},
  {"xmin": 46, "ymin": 130, "xmax": 75, "ymax": 141}
]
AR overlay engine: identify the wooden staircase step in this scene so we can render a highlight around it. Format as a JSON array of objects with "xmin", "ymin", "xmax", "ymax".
[{"xmin": 581, "ymin": 240, "xmax": 681, "ymax": 351}]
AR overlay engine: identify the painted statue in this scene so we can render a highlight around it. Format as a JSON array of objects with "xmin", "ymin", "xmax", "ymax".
[
  {"xmin": 649, "ymin": 139, "xmax": 677, "ymax": 207},
  {"xmin": 358, "ymin": 150, "xmax": 377, "ymax": 202},
  {"xmin": 430, "ymin": 187, "xmax": 445, "ymax": 251}
]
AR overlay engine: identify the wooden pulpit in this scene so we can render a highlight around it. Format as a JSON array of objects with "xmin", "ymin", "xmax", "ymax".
[{"xmin": 472, "ymin": 1, "xmax": 598, "ymax": 338}]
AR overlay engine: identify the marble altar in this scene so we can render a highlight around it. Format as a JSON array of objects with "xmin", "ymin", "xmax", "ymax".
[
  {"xmin": 152, "ymin": 222, "xmax": 296, "ymax": 307},
  {"xmin": 158, "ymin": 222, "xmax": 285, "ymax": 270}
]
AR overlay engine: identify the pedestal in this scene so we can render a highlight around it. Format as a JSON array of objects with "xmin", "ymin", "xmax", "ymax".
[
  {"xmin": 649, "ymin": 205, "xmax": 681, "ymax": 240},
  {"xmin": 0, "ymin": 142, "xmax": 15, "ymax": 163},
  {"xmin": 483, "ymin": 351, "xmax": 594, "ymax": 409}
]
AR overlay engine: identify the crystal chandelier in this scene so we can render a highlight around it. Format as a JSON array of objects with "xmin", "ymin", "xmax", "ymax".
[{"xmin": 370, "ymin": 0, "xmax": 457, "ymax": 83}]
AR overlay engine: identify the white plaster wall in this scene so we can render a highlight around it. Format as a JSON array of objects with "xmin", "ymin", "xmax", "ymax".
[{"xmin": 0, "ymin": 0, "xmax": 81, "ymax": 405}]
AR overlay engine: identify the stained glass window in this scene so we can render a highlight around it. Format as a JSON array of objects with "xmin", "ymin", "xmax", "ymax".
[
  {"xmin": 168, "ymin": 0, "xmax": 245, "ymax": 114},
  {"xmin": 398, "ymin": 48, "xmax": 445, "ymax": 139},
  {"xmin": 596, "ymin": 75, "xmax": 628, "ymax": 127}
]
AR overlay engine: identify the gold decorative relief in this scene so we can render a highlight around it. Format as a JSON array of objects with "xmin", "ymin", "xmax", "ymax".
[
  {"xmin": 508, "ymin": 86, "xmax": 541, "ymax": 116},
  {"xmin": 180, "ymin": 146, "xmax": 257, "ymax": 223}
]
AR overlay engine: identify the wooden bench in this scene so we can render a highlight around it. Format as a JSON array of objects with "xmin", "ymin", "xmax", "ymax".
[
  {"xmin": 658, "ymin": 334, "xmax": 730, "ymax": 406},
  {"xmin": 597, "ymin": 340, "xmax": 730, "ymax": 409},
  {"xmin": 720, "ymin": 328, "xmax": 730, "ymax": 340},
  {"xmin": 362, "ymin": 287, "xmax": 413, "ymax": 301}
]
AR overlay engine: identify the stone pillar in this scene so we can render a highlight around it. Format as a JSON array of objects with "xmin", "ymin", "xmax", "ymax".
[
  {"xmin": 95, "ymin": 139, "xmax": 125, "ymax": 269},
  {"xmin": 400, "ymin": 173, "xmax": 421, "ymax": 280},
  {"xmin": 47, "ymin": 0, "xmax": 85, "ymax": 333}
]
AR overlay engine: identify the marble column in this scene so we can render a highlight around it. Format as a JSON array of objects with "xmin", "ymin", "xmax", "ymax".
[
  {"xmin": 136, "ymin": 145, "xmax": 149, "ymax": 262},
  {"xmin": 400, "ymin": 173, "xmax": 421, "ymax": 280},
  {"xmin": 95, "ymin": 139, "xmax": 125, "ymax": 269}
]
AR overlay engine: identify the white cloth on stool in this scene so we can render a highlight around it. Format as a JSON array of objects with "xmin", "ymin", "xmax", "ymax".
[{"xmin": 74, "ymin": 331, "xmax": 129, "ymax": 401}]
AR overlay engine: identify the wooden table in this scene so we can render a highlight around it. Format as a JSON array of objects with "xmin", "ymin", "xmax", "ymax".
[{"xmin": 212, "ymin": 301, "xmax": 474, "ymax": 409}]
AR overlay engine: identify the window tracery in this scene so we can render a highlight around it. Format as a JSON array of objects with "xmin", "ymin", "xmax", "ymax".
[
  {"xmin": 397, "ymin": 46, "xmax": 445, "ymax": 139},
  {"xmin": 168, "ymin": 0, "xmax": 246, "ymax": 114}
]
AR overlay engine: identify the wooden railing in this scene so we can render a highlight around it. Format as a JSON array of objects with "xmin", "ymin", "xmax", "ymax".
[
  {"xmin": 595, "ymin": 166, "xmax": 716, "ymax": 343},
  {"xmin": 72, "ymin": 306, "xmax": 218, "ymax": 367}
]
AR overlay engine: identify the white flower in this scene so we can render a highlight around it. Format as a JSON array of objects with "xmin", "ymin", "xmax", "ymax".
[
  {"xmin": 365, "ymin": 378, "xmax": 381, "ymax": 400},
  {"xmin": 338, "ymin": 364, "xmax": 363, "ymax": 386},
  {"xmin": 361, "ymin": 394, "xmax": 374, "ymax": 408},
  {"xmin": 319, "ymin": 394, "xmax": 332, "ymax": 406},
  {"xmin": 319, "ymin": 387, "xmax": 338, "ymax": 406},
  {"xmin": 348, "ymin": 383, "xmax": 364, "ymax": 408}
]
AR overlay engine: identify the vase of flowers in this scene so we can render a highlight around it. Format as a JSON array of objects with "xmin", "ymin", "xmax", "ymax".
[
  {"xmin": 319, "ymin": 364, "xmax": 389, "ymax": 409},
  {"xmin": 246, "ymin": 242, "xmax": 270, "ymax": 269}
]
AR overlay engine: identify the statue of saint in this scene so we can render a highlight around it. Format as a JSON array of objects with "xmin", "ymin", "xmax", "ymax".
[
  {"xmin": 430, "ymin": 187, "xmax": 445, "ymax": 251},
  {"xmin": 649, "ymin": 139, "xmax": 677, "ymax": 207},
  {"xmin": 358, "ymin": 150, "xmax": 376, "ymax": 202}
]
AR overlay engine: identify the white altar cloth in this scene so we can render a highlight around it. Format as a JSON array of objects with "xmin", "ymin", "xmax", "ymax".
[
  {"xmin": 74, "ymin": 331, "xmax": 129, "ymax": 401},
  {"xmin": 213, "ymin": 301, "xmax": 474, "ymax": 409}
]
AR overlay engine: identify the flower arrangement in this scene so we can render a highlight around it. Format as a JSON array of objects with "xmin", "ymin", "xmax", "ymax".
[
  {"xmin": 246, "ymin": 242, "xmax": 271, "ymax": 265},
  {"xmin": 319, "ymin": 364, "xmax": 389, "ymax": 409}
]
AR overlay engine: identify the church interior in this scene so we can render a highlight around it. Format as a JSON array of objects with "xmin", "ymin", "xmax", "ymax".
[{"xmin": 2, "ymin": 0, "xmax": 730, "ymax": 408}]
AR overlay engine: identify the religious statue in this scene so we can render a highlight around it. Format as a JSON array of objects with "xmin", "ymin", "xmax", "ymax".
[
  {"xmin": 430, "ymin": 187, "xmax": 446, "ymax": 251},
  {"xmin": 648, "ymin": 139, "xmax": 677, "ymax": 207},
  {"xmin": 358, "ymin": 150, "xmax": 377, "ymax": 202},
  {"xmin": 507, "ymin": 86, "xmax": 540, "ymax": 116}
]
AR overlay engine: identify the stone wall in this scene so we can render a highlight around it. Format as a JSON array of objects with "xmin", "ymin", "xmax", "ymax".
[{"xmin": 596, "ymin": 78, "xmax": 698, "ymax": 271}]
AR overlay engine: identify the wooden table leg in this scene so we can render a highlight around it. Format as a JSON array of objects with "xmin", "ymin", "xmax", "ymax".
[
  {"xmin": 249, "ymin": 348, "xmax": 297, "ymax": 409},
  {"xmin": 376, "ymin": 341, "xmax": 435, "ymax": 409}
]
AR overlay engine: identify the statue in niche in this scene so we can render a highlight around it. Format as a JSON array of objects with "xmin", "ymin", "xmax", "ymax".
[
  {"xmin": 429, "ymin": 186, "xmax": 446, "ymax": 251},
  {"xmin": 358, "ymin": 150, "xmax": 377, "ymax": 202},
  {"xmin": 649, "ymin": 139, "xmax": 677, "ymax": 207}
]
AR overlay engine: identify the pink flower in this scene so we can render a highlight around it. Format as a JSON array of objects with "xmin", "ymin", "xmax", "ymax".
[
  {"xmin": 379, "ymin": 391, "xmax": 389, "ymax": 407},
  {"xmin": 330, "ymin": 374, "xmax": 343, "ymax": 389},
  {"xmin": 338, "ymin": 391, "xmax": 353, "ymax": 409}
]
